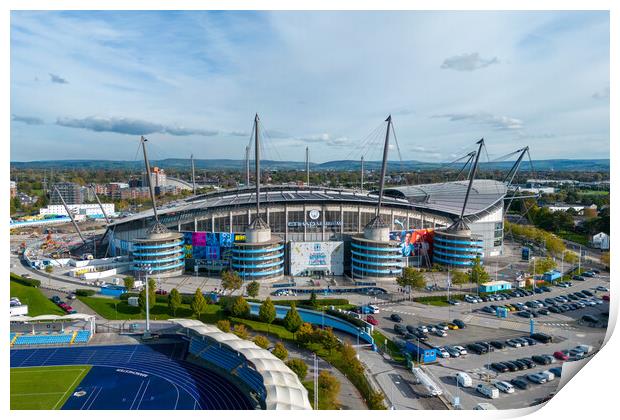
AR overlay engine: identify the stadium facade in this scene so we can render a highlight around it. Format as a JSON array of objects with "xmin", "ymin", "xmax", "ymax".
[{"xmin": 104, "ymin": 179, "xmax": 506, "ymax": 281}]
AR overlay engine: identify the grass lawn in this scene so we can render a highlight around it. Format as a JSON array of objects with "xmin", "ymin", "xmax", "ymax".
[
  {"xmin": 10, "ymin": 280, "xmax": 65, "ymax": 316},
  {"xmin": 557, "ymin": 230, "xmax": 588, "ymax": 246},
  {"xmin": 372, "ymin": 330, "xmax": 406, "ymax": 364},
  {"xmin": 11, "ymin": 365, "xmax": 92, "ymax": 410},
  {"xmin": 230, "ymin": 317, "xmax": 296, "ymax": 340},
  {"xmin": 78, "ymin": 296, "xmax": 224, "ymax": 323}
]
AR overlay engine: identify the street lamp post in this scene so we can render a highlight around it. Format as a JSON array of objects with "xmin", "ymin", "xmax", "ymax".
[{"xmin": 142, "ymin": 263, "xmax": 152, "ymax": 339}]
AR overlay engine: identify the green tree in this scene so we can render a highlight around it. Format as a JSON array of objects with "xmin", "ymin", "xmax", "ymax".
[
  {"xmin": 295, "ymin": 322, "xmax": 315, "ymax": 344},
  {"xmin": 272, "ymin": 342, "xmax": 288, "ymax": 360},
  {"xmin": 123, "ymin": 276, "xmax": 135, "ymax": 290},
  {"xmin": 230, "ymin": 296, "xmax": 250, "ymax": 318},
  {"xmin": 191, "ymin": 288, "xmax": 208, "ymax": 318},
  {"xmin": 530, "ymin": 257, "xmax": 556, "ymax": 275},
  {"xmin": 309, "ymin": 291, "xmax": 318, "ymax": 308},
  {"xmin": 283, "ymin": 303, "xmax": 303, "ymax": 333},
  {"xmin": 253, "ymin": 335, "xmax": 270, "ymax": 349},
  {"xmin": 449, "ymin": 270, "xmax": 469, "ymax": 288},
  {"xmin": 233, "ymin": 324, "xmax": 249, "ymax": 339},
  {"xmin": 318, "ymin": 370, "xmax": 341, "ymax": 407},
  {"xmin": 396, "ymin": 267, "xmax": 426, "ymax": 289},
  {"xmin": 320, "ymin": 328, "xmax": 341, "ymax": 354},
  {"xmin": 138, "ymin": 279, "xmax": 156, "ymax": 313},
  {"xmin": 259, "ymin": 297, "xmax": 276, "ymax": 325},
  {"xmin": 246, "ymin": 281, "xmax": 260, "ymax": 298},
  {"xmin": 221, "ymin": 270, "xmax": 243, "ymax": 294},
  {"xmin": 216, "ymin": 319, "xmax": 231, "ymax": 332},
  {"xmin": 168, "ymin": 288, "xmax": 181, "ymax": 316},
  {"xmin": 469, "ymin": 257, "xmax": 490, "ymax": 284},
  {"xmin": 285, "ymin": 358, "xmax": 308, "ymax": 380}
]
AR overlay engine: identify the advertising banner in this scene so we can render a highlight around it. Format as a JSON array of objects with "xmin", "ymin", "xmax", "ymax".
[
  {"xmin": 389, "ymin": 229, "xmax": 434, "ymax": 257},
  {"xmin": 289, "ymin": 241, "xmax": 344, "ymax": 276}
]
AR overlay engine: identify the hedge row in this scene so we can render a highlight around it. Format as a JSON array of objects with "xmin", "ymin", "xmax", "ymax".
[
  {"xmin": 75, "ymin": 289, "xmax": 96, "ymax": 297},
  {"xmin": 10, "ymin": 273, "xmax": 41, "ymax": 288}
]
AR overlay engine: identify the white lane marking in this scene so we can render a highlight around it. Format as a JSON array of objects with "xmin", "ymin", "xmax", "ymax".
[{"xmin": 52, "ymin": 367, "xmax": 86, "ymax": 410}]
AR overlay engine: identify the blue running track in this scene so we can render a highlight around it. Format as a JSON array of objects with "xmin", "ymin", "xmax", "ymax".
[{"xmin": 10, "ymin": 342, "xmax": 254, "ymax": 410}]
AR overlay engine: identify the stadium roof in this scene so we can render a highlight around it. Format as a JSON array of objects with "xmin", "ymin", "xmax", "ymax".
[
  {"xmin": 9, "ymin": 313, "xmax": 96, "ymax": 322},
  {"xmin": 171, "ymin": 319, "xmax": 312, "ymax": 410},
  {"xmin": 109, "ymin": 180, "xmax": 506, "ymax": 228},
  {"xmin": 384, "ymin": 179, "xmax": 507, "ymax": 217}
]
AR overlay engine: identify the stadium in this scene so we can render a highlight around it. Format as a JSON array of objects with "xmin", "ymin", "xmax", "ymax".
[
  {"xmin": 10, "ymin": 317, "xmax": 311, "ymax": 410},
  {"xmin": 103, "ymin": 179, "xmax": 507, "ymax": 281}
]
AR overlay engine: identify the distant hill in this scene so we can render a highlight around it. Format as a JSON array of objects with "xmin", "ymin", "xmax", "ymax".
[{"xmin": 10, "ymin": 158, "xmax": 610, "ymax": 172}]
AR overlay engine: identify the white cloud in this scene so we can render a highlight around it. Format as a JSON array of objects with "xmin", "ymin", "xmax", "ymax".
[{"xmin": 432, "ymin": 112, "xmax": 524, "ymax": 131}]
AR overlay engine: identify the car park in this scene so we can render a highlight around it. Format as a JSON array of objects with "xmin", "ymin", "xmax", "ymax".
[
  {"xmin": 510, "ymin": 378, "xmax": 530, "ymax": 390},
  {"xmin": 390, "ymin": 313, "xmax": 402, "ymax": 322},
  {"xmin": 494, "ymin": 381, "xmax": 515, "ymax": 394}
]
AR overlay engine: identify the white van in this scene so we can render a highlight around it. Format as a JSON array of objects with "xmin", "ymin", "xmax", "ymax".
[
  {"xmin": 368, "ymin": 305, "xmax": 380, "ymax": 314},
  {"xmin": 456, "ymin": 372, "xmax": 472, "ymax": 388},
  {"xmin": 476, "ymin": 384, "xmax": 499, "ymax": 399}
]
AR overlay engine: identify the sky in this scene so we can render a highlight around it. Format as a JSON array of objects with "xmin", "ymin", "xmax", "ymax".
[{"xmin": 10, "ymin": 10, "xmax": 610, "ymax": 163}]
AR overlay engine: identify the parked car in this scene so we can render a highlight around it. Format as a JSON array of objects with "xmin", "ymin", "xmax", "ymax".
[
  {"xmin": 456, "ymin": 372, "xmax": 473, "ymax": 387},
  {"xmin": 494, "ymin": 381, "xmax": 515, "ymax": 394},
  {"xmin": 434, "ymin": 329, "xmax": 447, "ymax": 337},
  {"xmin": 490, "ymin": 341, "xmax": 505, "ymax": 350},
  {"xmin": 510, "ymin": 378, "xmax": 530, "ymax": 390},
  {"xmin": 366, "ymin": 315, "xmax": 379, "ymax": 326},
  {"xmin": 394, "ymin": 324, "xmax": 406, "ymax": 335},
  {"xmin": 491, "ymin": 363, "xmax": 509, "ymax": 373},
  {"xmin": 518, "ymin": 358, "xmax": 537, "ymax": 369},
  {"xmin": 532, "ymin": 355, "xmax": 552, "ymax": 365},
  {"xmin": 531, "ymin": 333, "xmax": 553, "ymax": 344},
  {"xmin": 573, "ymin": 275, "xmax": 585, "ymax": 281},
  {"xmin": 540, "ymin": 370, "xmax": 555, "ymax": 381},
  {"xmin": 549, "ymin": 367, "xmax": 562, "ymax": 378},
  {"xmin": 435, "ymin": 347, "xmax": 450, "ymax": 358},
  {"xmin": 506, "ymin": 339, "xmax": 522, "ymax": 348},
  {"xmin": 553, "ymin": 351, "xmax": 569, "ymax": 361},
  {"xmin": 476, "ymin": 383, "xmax": 499, "ymax": 399},
  {"xmin": 390, "ymin": 313, "xmax": 402, "ymax": 322},
  {"xmin": 155, "ymin": 289, "xmax": 168, "ymax": 295},
  {"xmin": 445, "ymin": 346, "xmax": 461, "ymax": 358},
  {"xmin": 51, "ymin": 296, "xmax": 61, "ymax": 304},
  {"xmin": 454, "ymin": 345, "xmax": 468, "ymax": 355},
  {"xmin": 512, "ymin": 360, "xmax": 528, "ymax": 370},
  {"xmin": 452, "ymin": 319, "xmax": 466, "ymax": 329},
  {"xmin": 527, "ymin": 373, "xmax": 547, "ymax": 384},
  {"xmin": 503, "ymin": 361, "xmax": 519, "ymax": 372},
  {"xmin": 406, "ymin": 325, "xmax": 417, "ymax": 334}
]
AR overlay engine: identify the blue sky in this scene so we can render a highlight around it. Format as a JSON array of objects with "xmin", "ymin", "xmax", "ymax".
[{"xmin": 10, "ymin": 10, "xmax": 609, "ymax": 162}]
